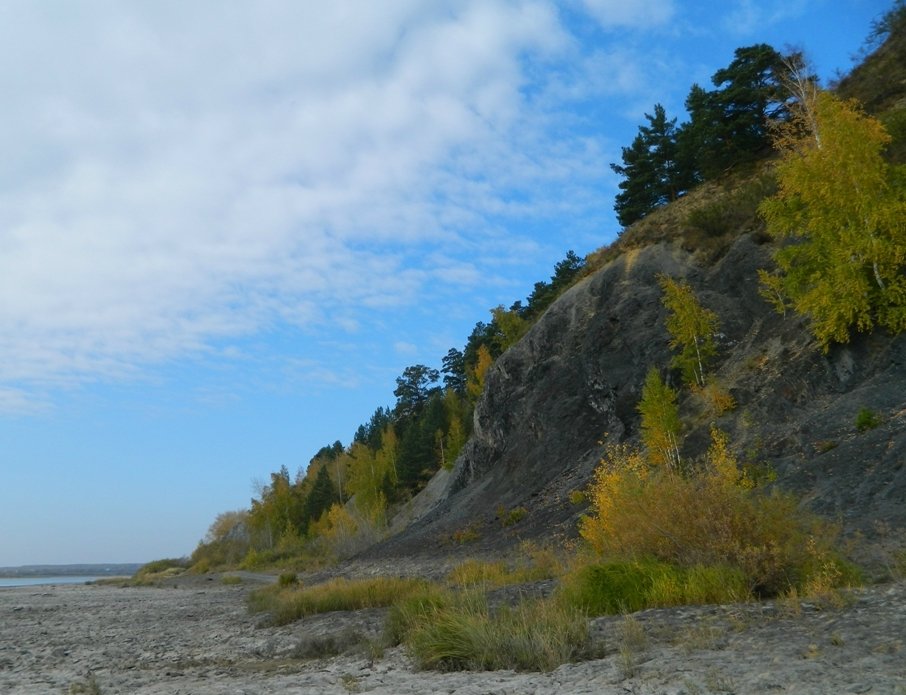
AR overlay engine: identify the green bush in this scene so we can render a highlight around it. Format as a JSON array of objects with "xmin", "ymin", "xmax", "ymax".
[{"xmin": 855, "ymin": 407, "xmax": 882, "ymax": 432}]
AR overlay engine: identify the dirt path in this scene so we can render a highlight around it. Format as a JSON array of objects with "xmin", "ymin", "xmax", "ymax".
[{"xmin": 1, "ymin": 579, "xmax": 904, "ymax": 694}]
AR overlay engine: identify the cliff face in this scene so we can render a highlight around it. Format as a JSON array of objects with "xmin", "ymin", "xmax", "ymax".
[
  {"xmin": 372, "ymin": 230, "xmax": 906, "ymax": 558},
  {"xmin": 357, "ymin": 24, "xmax": 906, "ymax": 562}
]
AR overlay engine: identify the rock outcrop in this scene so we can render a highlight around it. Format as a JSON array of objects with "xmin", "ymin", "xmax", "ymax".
[{"xmin": 370, "ymin": 230, "xmax": 906, "ymax": 559}]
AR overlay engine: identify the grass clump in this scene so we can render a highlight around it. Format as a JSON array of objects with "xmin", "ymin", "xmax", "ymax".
[
  {"xmin": 278, "ymin": 571, "xmax": 299, "ymax": 587},
  {"xmin": 68, "ymin": 673, "xmax": 102, "ymax": 695},
  {"xmin": 403, "ymin": 593, "xmax": 589, "ymax": 672},
  {"xmin": 249, "ymin": 576, "xmax": 430, "ymax": 626},
  {"xmin": 447, "ymin": 549, "xmax": 562, "ymax": 589},
  {"xmin": 221, "ymin": 575, "xmax": 242, "ymax": 585}
]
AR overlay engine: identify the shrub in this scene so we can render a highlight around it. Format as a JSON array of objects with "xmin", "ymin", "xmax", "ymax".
[
  {"xmin": 855, "ymin": 407, "xmax": 882, "ymax": 432},
  {"xmin": 499, "ymin": 505, "xmax": 528, "ymax": 527},
  {"xmin": 451, "ymin": 523, "xmax": 481, "ymax": 544},
  {"xmin": 580, "ymin": 431, "xmax": 853, "ymax": 596},
  {"xmin": 696, "ymin": 381, "xmax": 737, "ymax": 417},
  {"xmin": 68, "ymin": 673, "xmax": 102, "ymax": 695},
  {"xmin": 221, "ymin": 575, "xmax": 242, "ymax": 585},
  {"xmin": 568, "ymin": 489, "xmax": 586, "ymax": 505},
  {"xmin": 188, "ymin": 558, "xmax": 211, "ymax": 575},
  {"xmin": 135, "ymin": 558, "xmax": 188, "ymax": 578}
]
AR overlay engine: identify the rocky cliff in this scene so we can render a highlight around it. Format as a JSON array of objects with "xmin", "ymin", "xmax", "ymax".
[
  {"xmin": 365, "ymin": 24, "xmax": 906, "ymax": 562},
  {"xmin": 369, "ymin": 220, "xmax": 906, "ymax": 560}
]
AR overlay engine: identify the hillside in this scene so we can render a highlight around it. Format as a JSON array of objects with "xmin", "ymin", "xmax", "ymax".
[
  {"xmin": 363, "ymin": 21, "xmax": 906, "ymax": 567},
  {"xmin": 368, "ymin": 223, "xmax": 906, "ymax": 562}
]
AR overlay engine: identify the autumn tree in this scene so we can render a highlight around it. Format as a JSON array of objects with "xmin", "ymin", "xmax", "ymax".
[
  {"xmin": 659, "ymin": 275, "xmax": 719, "ymax": 387},
  {"xmin": 466, "ymin": 343, "xmax": 493, "ymax": 402},
  {"xmin": 759, "ymin": 90, "xmax": 906, "ymax": 350},
  {"xmin": 490, "ymin": 305, "xmax": 529, "ymax": 352},
  {"xmin": 247, "ymin": 465, "xmax": 307, "ymax": 549},
  {"xmin": 637, "ymin": 368, "xmax": 682, "ymax": 470}
]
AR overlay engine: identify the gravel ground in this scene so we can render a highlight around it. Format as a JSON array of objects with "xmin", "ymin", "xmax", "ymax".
[{"xmin": 1, "ymin": 577, "xmax": 904, "ymax": 694}]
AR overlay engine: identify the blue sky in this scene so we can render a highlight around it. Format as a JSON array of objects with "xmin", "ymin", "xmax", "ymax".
[{"xmin": 0, "ymin": 0, "xmax": 890, "ymax": 566}]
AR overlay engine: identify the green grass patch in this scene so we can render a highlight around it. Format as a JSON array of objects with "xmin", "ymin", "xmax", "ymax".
[
  {"xmin": 221, "ymin": 575, "xmax": 243, "ymax": 585},
  {"xmin": 558, "ymin": 560, "xmax": 749, "ymax": 616}
]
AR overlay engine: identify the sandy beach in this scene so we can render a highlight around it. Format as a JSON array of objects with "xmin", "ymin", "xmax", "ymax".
[{"xmin": 1, "ymin": 577, "xmax": 904, "ymax": 694}]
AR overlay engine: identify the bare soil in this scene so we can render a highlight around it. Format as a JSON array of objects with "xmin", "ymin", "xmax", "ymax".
[{"xmin": 1, "ymin": 572, "xmax": 904, "ymax": 694}]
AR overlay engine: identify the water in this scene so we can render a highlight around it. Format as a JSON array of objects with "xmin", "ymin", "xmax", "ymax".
[{"xmin": 0, "ymin": 576, "xmax": 101, "ymax": 588}]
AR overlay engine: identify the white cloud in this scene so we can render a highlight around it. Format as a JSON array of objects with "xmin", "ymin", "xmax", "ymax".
[
  {"xmin": 721, "ymin": 0, "xmax": 811, "ymax": 35},
  {"xmin": 0, "ymin": 1, "xmax": 612, "ymax": 406},
  {"xmin": 581, "ymin": 0, "xmax": 676, "ymax": 28},
  {"xmin": 393, "ymin": 342, "xmax": 419, "ymax": 357}
]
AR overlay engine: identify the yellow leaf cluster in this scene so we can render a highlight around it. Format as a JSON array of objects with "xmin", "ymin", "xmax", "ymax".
[{"xmin": 760, "ymin": 91, "xmax": 906, "ymax": 350}]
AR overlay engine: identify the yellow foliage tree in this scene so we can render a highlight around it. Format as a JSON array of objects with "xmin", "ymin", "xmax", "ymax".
[
  {"xmin": 490, "ymin": 304, "xmax": 529, "ymax": 351},
  {"xmin": 466, "ymin": 344, "xmax": 493, "ymax": 402},
  {"xmin": 659, "ymin": 275, "xmax": 719, "ymax": 387},
  {"xmin": 637, "ymin": 368, "xmax": 682, "ymax": 469},
  {"xmin": 759, "ymin": 90, "xmax": 906, "ymax": 350}
]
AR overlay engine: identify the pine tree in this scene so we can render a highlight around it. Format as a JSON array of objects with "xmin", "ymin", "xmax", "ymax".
[
  {"xmin": 611, "ymin": 104, "xmax": 690, "ymax": 226},
  {"xmin": 302, "ymin": 464, "xmax": 338, "ymax": 527},
  {"xmin": 679, "ymin": 44, "xmax": 791, "ymax": 180}
]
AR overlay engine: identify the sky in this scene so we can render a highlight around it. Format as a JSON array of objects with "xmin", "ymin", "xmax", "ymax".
[{"xmin": 0, "ymin": 0, "xmax": 891, "ymax": 567}]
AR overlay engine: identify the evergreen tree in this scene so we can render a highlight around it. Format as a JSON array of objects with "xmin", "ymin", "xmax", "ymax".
[
  {"xmin": 680, "ymin": 44, "xmax": 790, "ymax": 179},
  {"xmin": 611, "ymin": 104, "xmax": 687, "ymax": 226},
  {"xmin": 303, "ymin": 464, "xmax": 338, "ymax": 526},
  {"xmin": 393, "ymin": 364, "xmax": 440, "ymax": 420},
  {"xmin": 353, "ymin": 407, "xmax": 392, "ymax": 450},
  {"xmin": 397, "ymin": 391, "xmax": 447, "ymax": 490},
  {"xmin": 441, "ymin": 348, "xmax": 467, "ymax": 394}
]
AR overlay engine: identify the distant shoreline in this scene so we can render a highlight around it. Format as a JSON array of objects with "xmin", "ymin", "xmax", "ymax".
[
  {"xmin": 0, "ymin": 563, "xmax": 142, "ymax": 579},
  {"xmin": 0, "ymin": 576, "xmax": 106, "ymax": 589}
]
